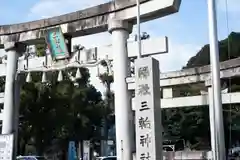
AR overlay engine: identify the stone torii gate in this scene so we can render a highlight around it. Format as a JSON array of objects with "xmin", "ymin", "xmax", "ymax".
[{"xmin": 0, "ymin": 0, "xmax": 181, "ymax": 159}]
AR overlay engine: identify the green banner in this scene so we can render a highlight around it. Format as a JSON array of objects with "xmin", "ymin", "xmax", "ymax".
[{"xmin": 45, "ymin": 27, "xmax": 69, "ymax": 60}]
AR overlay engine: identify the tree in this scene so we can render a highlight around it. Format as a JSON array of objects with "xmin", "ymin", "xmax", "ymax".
[
  {"xmin": 98, "ymin": 60, "xmax": 115, "ymax": 156},
  {"xmin": 15, "ymin": 66, "xmax": 110, "ymax": 156},
  {"xmin": 35, "ymin": 43, "xmax": 47, "ymax": 57}
]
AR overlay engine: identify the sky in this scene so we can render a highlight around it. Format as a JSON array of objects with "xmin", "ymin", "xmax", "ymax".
[{"xmin": 0, "ymin": 0, "xmax": 239, "ymax": 93}]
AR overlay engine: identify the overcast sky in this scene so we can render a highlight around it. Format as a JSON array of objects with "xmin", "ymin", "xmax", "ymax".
[{"xmin": 0, "ymin": 0, "xmax": 239, "ymax": 93}]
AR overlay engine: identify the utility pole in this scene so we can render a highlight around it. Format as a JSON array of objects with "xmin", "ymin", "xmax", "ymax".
[
  {"xmin": 207, "ymin": 0, "xmax": 226, "ymax": 159},
  {"xmin": 136, "ymin": 0, "xmax": 142, "ymax": 58}
]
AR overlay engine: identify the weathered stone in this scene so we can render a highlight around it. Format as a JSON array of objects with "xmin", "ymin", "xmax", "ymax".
[{"xmin": 0, "ymin": 0, "xmax": 181, "ymax": 47}]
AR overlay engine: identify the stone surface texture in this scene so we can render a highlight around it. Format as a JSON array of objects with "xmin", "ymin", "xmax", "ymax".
[{"xmin": 0, "ymin": 0, "xmax": 181, "ymax": 47}]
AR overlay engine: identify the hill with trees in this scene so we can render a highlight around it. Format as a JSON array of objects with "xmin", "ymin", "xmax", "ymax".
[{"xmin": 185, "ymin": 32, "xmax": 240, "ymax": 68}]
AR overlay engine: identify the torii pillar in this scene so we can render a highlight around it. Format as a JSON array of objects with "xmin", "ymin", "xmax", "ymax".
[
  {"xmin": 2, "ymin": 42, "xmax": 25, "ymax": 159},
  {"xmin": 108, "ymin": 19, "xmax": 134, "ymax": 160}
]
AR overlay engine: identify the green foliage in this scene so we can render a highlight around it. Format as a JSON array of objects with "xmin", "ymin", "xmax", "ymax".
[
  {"xmin": 35, "ymin": 43, "xmax": 47, "ymax": 57},
  {"xmin": 16, "ymin": 68, "xmax": 109, "ymax": 155}
]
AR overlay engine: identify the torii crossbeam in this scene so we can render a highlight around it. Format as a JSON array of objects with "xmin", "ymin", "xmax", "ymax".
[{"xmin": 0, "ymin": 0, "xmax": 180, "ymax": 47}]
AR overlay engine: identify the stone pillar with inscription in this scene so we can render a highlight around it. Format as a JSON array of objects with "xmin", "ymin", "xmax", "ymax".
[
  {"xmin": 108, "ymin": 19, "xmax": 134, "ymax": 160},
  {"xmin": 135, "ymin": 57, "xmax": 162, "ymax": 160}
]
